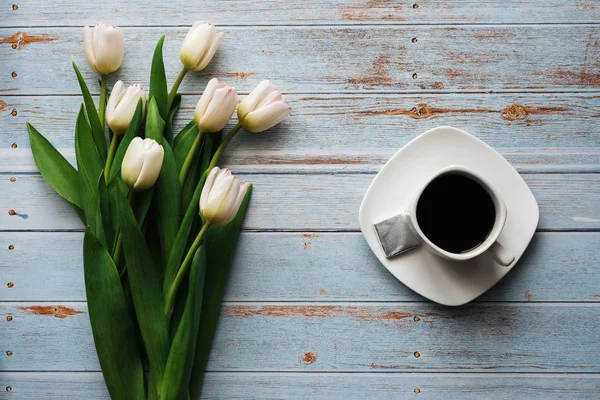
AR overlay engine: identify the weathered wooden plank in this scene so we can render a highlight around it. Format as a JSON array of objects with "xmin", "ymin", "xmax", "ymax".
[
  {"xmin": 2, "ymin": 372, "xmax": 600, "ymax": 400},
  {"xmin": 1, "ymin": 174, "xmax": 599, "ymax": 231},
  {"xmin": 5, "ymin": 147, "xmax": 600, "ymax": 174},
  {"xmin": 1, "ymin": 232, "xmax": 599, "ymax": 302},
  {"xmin": 2, "ymin": 0, "xmax": 600, "ymax": 26},
  {"xmin": 2, "ymin": 94, "xmax": 600, "ymax": 173},
  {"xmin": 1, "ymin": 26, "xmax": 599, "ymax": 95},
  {"xmin": 2, "ymin": 302, "xmax": 599, "ymax": 372}
]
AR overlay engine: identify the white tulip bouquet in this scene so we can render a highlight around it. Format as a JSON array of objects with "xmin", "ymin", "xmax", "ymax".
[{"xmin": 27, "ymin": 22, "xmax": 290, "ymax": 400}]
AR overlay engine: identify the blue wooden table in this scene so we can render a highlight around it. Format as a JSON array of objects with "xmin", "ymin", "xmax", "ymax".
[{"xmin": 1, "ymin": 1, "xmax": 600, "ymax": 398}]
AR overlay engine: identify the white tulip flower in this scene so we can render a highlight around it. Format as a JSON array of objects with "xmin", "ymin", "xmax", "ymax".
[
  {"xmin": 194, "ymin": 78, "xmax": 238, "ymax": 133},
  {"xmin": 200, "ymin": 167, "xmax": 248, "ymax": 226},
  {"xmin": 237, "ymin": 80, "xmax": 291, "ymax": 133},
  {"xmin": 121, "ymin": 137, "xmax": 164, "ymax": 191},
  {"xmin": 180, "ymin": 22, "xmax": 225, "ymax": 72},
  {"xmin": 106, "ymin": 81, "xmax": 148, "ymax": 135},
  {"xmin": 83, "ymin": 23, "xmax": 124, "ymax": 74}
]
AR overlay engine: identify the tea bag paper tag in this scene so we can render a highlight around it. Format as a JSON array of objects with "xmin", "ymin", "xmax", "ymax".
[{"xmin": 373, "ymin": 214, "xmax": 420, "ymax": 259}]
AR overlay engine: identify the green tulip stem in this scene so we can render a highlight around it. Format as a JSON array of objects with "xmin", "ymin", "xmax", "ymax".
[
  {"xmin": 165, "ymin": 222, "xmax": 210, "ymax": 318},
  {"xmin": 104, "ymin": 134, "xmax": 120, "ymax": 183},
  {"xmin": 98, "ymin": 74, "xmax": 107, "ymax": 129},
  {"xmin": 167, "ymin": 67, "xmax": 188, "ymax": 112},
  {"xmin": 179, "ymin": 129, "xmax": 204, "ymax": 186},
  {"xmin": 208, "ymin": 122, "xmax": 243, "ymax": 171},
  {"xmin": 113, "ymin": 190, "xmax": 136, "ymax": 275}
]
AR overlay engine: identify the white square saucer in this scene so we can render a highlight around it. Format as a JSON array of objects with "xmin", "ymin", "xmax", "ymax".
[{"xmin": 358, "ymin": 126, "xmax": 539, "ymax": 306}]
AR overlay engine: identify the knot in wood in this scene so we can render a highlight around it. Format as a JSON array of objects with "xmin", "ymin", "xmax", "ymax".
[
  {"xmin": 409, "ymin": 104, "xmax": 432, "ymax": 119},
  {"xmin": 502, "ymin": 103, "xmax": 528, "ymax": 120}
]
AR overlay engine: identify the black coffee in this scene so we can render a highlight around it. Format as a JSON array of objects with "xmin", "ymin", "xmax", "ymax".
[{"xmin": 416, "ymin": 173, "xmax": 496, "ymax": 254}]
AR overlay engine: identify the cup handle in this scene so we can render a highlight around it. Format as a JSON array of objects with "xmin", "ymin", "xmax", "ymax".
[
  {"xmin": 373, "ymin": 213, "xmax": 420, "ymax": 259},
  {"xmin": 487, "ymin": 241, "xmax": 515, "ymax": 267}
]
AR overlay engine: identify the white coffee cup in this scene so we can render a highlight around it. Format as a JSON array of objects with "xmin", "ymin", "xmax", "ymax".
[{"xmin": 373, "ymin": 165, "xmax": 515, "ymax": 266}]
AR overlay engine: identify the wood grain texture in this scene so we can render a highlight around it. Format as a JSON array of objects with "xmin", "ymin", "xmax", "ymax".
[
  {"xmin": 1, "ymin": 26, "xmax": 600, "ymax": 95},
  {"xmin": 2, "ymin": 0, "xmax": 600, "ymax": 26},
  {"xmin": 2, "ymin": 232, "xmax": 600, "ymax": 302},
  {"xmin": 2, "ymin": 302, "xmax": 600, "ymax": 372},
  {"xmin": 1, "ymin": 174, "xmax": 599, "ymax": 231},
  {"xmin": 1, "ymin": 372, "xmax": 599, "ymax": 399},
  {"xmin": 2, "ymin": 94, "xmax": 599, "ymax": 173}
]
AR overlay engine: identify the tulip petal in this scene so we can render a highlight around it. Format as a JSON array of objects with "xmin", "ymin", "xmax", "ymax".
[
  {"xmin": 180, "ymin": 23, "xmax": 215, "ymax": 71},
  {"xmin": 198, "ymin": 86, "xmax": 237, "ymax": 132},
  {"xmin": 107, "ymin": 83, "xmax": 147, "ymax": 135},
  {"xmin": 208, "ymin": 172, "xmax": 233, "ymax": 209},
  {"xmin": 191, "ymin": 21, "xmax": 207, "ymax": 29},
  {"xmin": 199, "ymin": 168, "xmax": 247, "ymax": 225},
  {"xmin": 105, "ymin": 80, "xmax": 124, "ymax": 122},
  {"xmin": 121, "ymin": 137, "xmax": 145, "ymax": 189},
  {"xmin": 116, "ymin": 85, "xmax": 142, "ymax": 112},
  {"xmin": 216, "ymin": 178, "xmax": 240, "ymax": 225},
  {"xmin": 259, "ymin": 90, "xmax": 283, "ymax": 108},
  {"xmin": 134, "ymin": 141, "xmax": 164, "ymax": 190},
  {"xmin": 243, "ymin": 100, "xmax": 292, "ymax": 133},
  {"xmin": 229, "ymin": 181, "xmax": 249, "ymax": 224},
  {"xmin": 194, "ymin": 31, "xmax": 225, "ymax": 71},
  {"xmin": 200, "ymin": 167, "xmax": 220, "ymax": 212},
  {"xmin": 206, "ymin": 175, "xmax": 235, "ymax": 223},
  {"xmin": 92, "ymin": 23, "xmax": 105, "ymax": 63},
  {"xmin": 93, "ymin": 25, "xmax": 124, "ymax": 74},
  {"xmin": 237, "ymin": 80, "xmax": 273, "ymax": 121},
  {"xmin": 114, "ymin": 85, "xmax": 143, "ymax": 121},
  {"xmin": 108, "ymin": 100, "xmax": 144, "ymax": 182},
  {"xmin": 83, "ymin": 26, "xmax": 96, "ymax": 71},
  {"xmin": 194, "ymin": 78, "xmax": 221, "ymax": 127}
]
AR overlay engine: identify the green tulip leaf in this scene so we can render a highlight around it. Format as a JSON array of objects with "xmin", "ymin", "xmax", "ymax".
[
  {"xmin": 165, "ymin": 93, "xmax": 181, "ymax": 146},
  {"xmin": 145, "ymin": 97, "xmax": 167, "ymax": 142},
  {"xmin": 154, "ymin": 138, "xmax": 182, "ymax": 265},
  {"xmin": 107, "ymin": 178, "xmax": 152, "ymax": 262},
  {"xmin": 108, "ymin": 99, "xmax": 144, "ymax": 182},
  {"xmin": 97, "ymin": 173, "xmax": 115, "ymax": 251},
  {"xmin": 27, "ymin": 123, "xmax": 85, "ymax": 221},
  {"xmin": 72, "ymin": 62, "xmax": 107, "ymax": 162},
  {"xmin": 182, "ymin": 131, "xmax": 216, "ymax": 213},
  {"xmin": 173, "ymin": 120, "xmax": 197, "ymax": 149},
  {"xmin": 74, "ymin": 105, "xmax": 102, "ymax": 182},
  {"xmin": 74, "ymin": 105, "xmax": 105, "ymax": 245},
  {"xmin": 83, "ymin": 228, "xmax": 145, "ymax": 400},
  {"xmin": 78, "ymin": 168, "xmax": 105, "ymax": 248},
  {"xmin": 199, "ymin": 131, "xmax": 217, "ymax": 171},
  {"xmin": 116, "ymin": 184, "xmax": 170, "ymax": 397},
  {"xmin": 162, "ymin": 169, "xmax": 208, "ymax": 297},
  {"xmin": 133, "ymin": 187, "xmax": 154, "ymax": 227},
  {"xmin": 149, "ymin": 35, "xmax": 168, "ymax": 120},
  {"xmin": 161, "ymin": 245, "xmax": 206, "ymax": 400},
  {"xmin": 107, "ymin": 179, "xmax": 123, "ymax": 254},
  {"xmin": 181, "ymin": 150, "xmax": 202, "ymax": 213},
  {"xmin": 189, "ymin": 185, "xmax": 253, "ymax": 399},
  {"xmin": 174, "ymin": 123, "xmax": 199, "ymax": 172},
  {"xmin": 144, "ymin": 97, "xmax": 178, "ymax": 266},
  {"xmin": 163, "ymin": 130, "xmax": 219, "ymax": 295}
]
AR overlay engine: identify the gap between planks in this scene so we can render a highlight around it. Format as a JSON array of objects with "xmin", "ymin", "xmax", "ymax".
[
  {"xmin": 3, "ymin": 23, "xmax": 600, "ymax": 29},
  {"xmin": 1, "ymin": 371, "xmax": 600, "ymax": 375},
  {"xmin": 4, "ymin": 301, "xmax": 600, "ymax": 307},
  {"xmin": 3, "ymin": 90, "xmax": 600, "ymax": 97},
  {"xmin": 2, "ymin": 300, "xmax": 600, "ymax": 305},
  {"xmin": 1, "ymin": 229, "xmax": 600, "ymax": 233}
]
